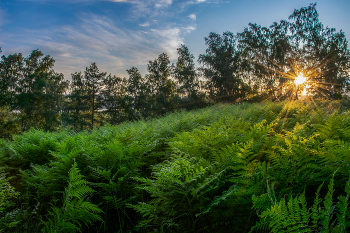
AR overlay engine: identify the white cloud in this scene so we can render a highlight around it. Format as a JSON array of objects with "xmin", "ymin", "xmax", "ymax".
[
  {"xmin": 127, "ymin": 0, "xmax": 175, "ymax": 18},
  {"xmin": 197, "ymin": 0, "xmax": 207, "ymax": 2},
  {"xmin": 139, "ymin": 22, "xmax": 150, "ymax": 27},
  {"xmin": 23, "ymin": 0, "xmax": 135, "ymax": 3},
  {"xmin": 4, "ymin": 14, "xmax": 196, "ymax": 78},
  {"xmin": 150, "ymin": 26, "xmax": 195, "ymax": 59},
  {"xmin": 150, "ymin": 27, "xmax": 182, "ymax": 58},
  {"xmin": 184, "ymin": 26, "xmax": 196, "ymax": 33},
  {"xmin": 188, "ymin": 14, "xmax": 196, "ymax": 20},
  {"xmin": 156, "ymin": 0, "xmax": 173, "ymax": 8},
  {"xmin": 0, "ymin": 7, "xmax": 7, "ymax": 27},
  {"xmin": 103, "ymin": 0, "xmax": 134, "ymax": 2}
]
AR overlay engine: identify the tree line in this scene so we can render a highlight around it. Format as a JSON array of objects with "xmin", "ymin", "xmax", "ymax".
[{"xmin": 0, "ymin": 3, "xmax": 349, "ymax": 137}]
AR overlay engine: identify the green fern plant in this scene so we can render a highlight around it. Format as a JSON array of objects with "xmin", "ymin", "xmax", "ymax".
[
  {"xmin": 42, "ymin": 162, "xmax": 103, "ymax": 233},
  {"xmin": 0, "ymin": 168, "xmax": 20, "ymax": 232},
  {"xmin": 250, "ymin": 172, "xmax": 350, "ymax": 233}
]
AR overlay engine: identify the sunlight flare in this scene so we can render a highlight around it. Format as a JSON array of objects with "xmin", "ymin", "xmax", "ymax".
[{"xmin": 295, "ymin": 74, "xmax": 307, "ymax": 85}]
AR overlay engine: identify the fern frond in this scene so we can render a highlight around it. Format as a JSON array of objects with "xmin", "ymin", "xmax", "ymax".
[
  {"xmin": 310, "ymin": 182, "xmax": 324, "ymax": 230},
  {"xmin": 336, "ymin": 174, "xmax": 350, "ymax": 232},
  {"xmin": 320, "ymin": 174, "xmax": 335, "ymax": 231},
  {"xmin": 248, "ymin": 218, "xmax": 270, "ymax": 233},
  {"xmin": 42, "ymin": 162, "xmax": 103, "ymax": 232}
]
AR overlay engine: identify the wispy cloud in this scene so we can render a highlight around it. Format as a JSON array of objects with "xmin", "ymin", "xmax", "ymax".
[
  {"xmin": 150, "ymin": 25, "xmax": 196, "ymax": 58},
  {"xmin": 125, "ymin": 0, "xmax": 177, "ymax": 19},
  {"xmin": 102, "ymin": 0, "xmax": 135, "ymax": 2},
  {"xmin": 0, "ymin": 7, "xmax": 7, "ymax": 27},
  {"xmin": 188, "ymin": 14, "xmax": 196, "ymax": 20},
  {"xmin": 4, "ymin": 14, "xmax": 195, "ymax": 78},
  {"xmin": 155, "ymin": 0, "xmax": 172, "ymax": 8},
  {"xmin": 139, "ymin": 22, "xmax": 150, "ymax": 27},
  {"xmin": 1, "ymin": 0, "xmax": 207, "ymax": 77}
]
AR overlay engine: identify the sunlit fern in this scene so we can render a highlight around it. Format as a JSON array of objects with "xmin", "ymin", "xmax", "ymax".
[
  {"xmin": 42, "ymin": 162, "xmax": 103, "ymax": 233},
  {"xmin": 250, "ymin": 172, "xmax": 350, "ymax": 233}
]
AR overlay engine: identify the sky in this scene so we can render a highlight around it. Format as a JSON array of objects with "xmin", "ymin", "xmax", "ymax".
[{"xmin": 0, "ymin": 0, "xmax": 350, "ymax": 80}]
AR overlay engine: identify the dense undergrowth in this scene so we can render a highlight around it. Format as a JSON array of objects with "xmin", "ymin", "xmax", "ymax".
[{"xmin": 0, "ymin": 99, "xmax": 350, "ymax": 232}]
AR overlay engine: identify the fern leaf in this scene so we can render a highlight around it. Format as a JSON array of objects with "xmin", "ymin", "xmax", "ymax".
[
  {"xmin": 320, "ymin": 175, "xmax": 335, "ymax": 231},
  {"xmin": 43, "ymin": 162, "xmax": 103, "ymax": 232},
  {"xmin": 310, "ymin": 182, "xmax": 324, "ymax": 230},
  {"xmin": 336, "ymin": 174, "xmax": 350, "ymax": 232}
]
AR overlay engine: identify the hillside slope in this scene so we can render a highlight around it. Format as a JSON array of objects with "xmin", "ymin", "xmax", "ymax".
[{"xmin": 1, "ymin": 100, "xmax": 350, "ymax": 232}]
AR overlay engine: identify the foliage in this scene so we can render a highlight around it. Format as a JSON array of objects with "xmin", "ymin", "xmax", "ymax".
[
  {"xmin": 1, "ymin": 4, "xmax": 349, "ymax": 132},
  {"xmin": 0, "ymin": 100, "xmax": 349, "ymax": 232},
  {"xmin": 238, "ymin": 3, "xmax": 350, "ymax": 100},
  {"xmin": 250, "ymin": 172, "xmax": 350, "ymax": 233},
  {"xmin": 0, "ymin": 168, "xmax": 20, "ymax": 232},
  {"xmin": 146, "ymin": 53, "xmax": 176, "ymax": 116},
  {"xmin": 0, "ymin": 3, "xmax": 350, "ymax": 233},
  {"xmin": 0, "ymin": 106, "xmax": 19, "ymax": 139},
  {"xmin": 42, "ymin": 162, "xmax": 103, "ymax": 233},
  {"xmin": 198, "ymin": 31, "xmax": 248, "ymax": 102}
]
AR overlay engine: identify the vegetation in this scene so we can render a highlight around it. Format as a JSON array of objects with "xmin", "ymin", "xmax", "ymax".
[
  {"xmin": 0, "ymin": 3, "xmax": 349, "ymax": 137},
  {"xmin": 0, "ymin": 3, "xmax": 350, "ymax": 232},
  {"xmin": 0, "ymin": 100, "xmax": 350, "ymax": 232}
]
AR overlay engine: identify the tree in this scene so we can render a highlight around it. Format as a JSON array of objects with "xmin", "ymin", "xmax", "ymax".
[
  {"xmin": 100, "ymin": 74, "xmax": 127, "ymax": 125},
  {"xmin": 0, "ymin": 50, "xmax": 23, "ymax": 137},
  {"xmin": 126, "ymin": 67, "xmax": 150, "ymax": 120},
  {"xmin": 237, "ymin": 3, "xmax": 350, "ymax": 100},
  {"xmin": 14, "ymin": 50, "xmax": 64, "ymax": 131},
  {"xmin": 288, "ymin": 3, "xmax": 350, "ymax": 99},
  {"xmin": 84, "ymin": 63, "xmax": 106, "ymax": 129},
  {"xmin": 238, "ymin": 21, "xmax": 292, "ymax": 100},
  {"xmin": 0, "ymin": 52, "xmax": 24, "ymax": 108},
  {"xmin": 198, "ymin": 32, "xmax": 247, "ymax": 102},
  {"xmin": 33, "ymin": 71, "xmax": 68, "ymax": 131},
  {"xmin": 0, "ymin": 49, "xmax": 68, "ymax": 132},
  {"xmin": 65, "ymin": 72, "xmax": 91, "ymax": 130},
  {"xmin": 146, "ymin": 53, "xmax": 176, "ymax": 115},
  {"xmin": 173, "ymin": 45, "xmax": 204, "ymax": 109}
]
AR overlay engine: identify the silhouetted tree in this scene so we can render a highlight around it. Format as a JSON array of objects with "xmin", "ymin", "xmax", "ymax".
[
  {"xmin": 174, "ymin": 45, "xmax": 205, "ymax": 109},
  {"xmin": 126, "ymin": 67, "xmax": 150, "ymax": 120},
  {"xmin": 66, "ymin": 72, "xmax": 91, "ymax": 130},
  {"xmin": 33, "ymin": 71, "xmax": 68, "ymax": 131},
  {"xmin": 0, "ymin": 52, "xmax": 24, "ymax": 108},
  {"xmin": 100, "ymin": 74, "xmax": 127, "ymax": 125},
  {"xmin": 14, "ymin": 50, "xmax": 63, "ymax": 131},
  {"xmin": 84, "ymin": 62, "xmax": 107, "ymax": 129},
  {"xmin": 199, "ymin": 32, "xmax": 247, "ymax": 102},
  {"xmin": 238, "ymin": 3, "xmax": 350, "ymax": 100},
  {"xmin": 238, "ymin": 22, "xmax": 291, "ymax": 100},
  {"xmin": 146, "ymin": 53, "xmax": 176, "ymax": 115},
  {"xmin": 288, "ymin": 3, "xmax": 350, "ymax": 98}
]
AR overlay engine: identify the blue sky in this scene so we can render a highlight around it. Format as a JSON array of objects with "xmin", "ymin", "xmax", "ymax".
[{"xmin": 0, "ymin": 0, "xmax": 349, "ymax": 79}]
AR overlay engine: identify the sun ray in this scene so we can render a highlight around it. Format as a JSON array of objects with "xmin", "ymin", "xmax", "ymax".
[{"xmin": 246, "ymin": 40, "xmax": 347, "ymax": 102}]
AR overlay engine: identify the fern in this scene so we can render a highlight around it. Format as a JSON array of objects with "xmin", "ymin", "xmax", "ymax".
[
  {"xmin": 310, "ymin": 182, "xmax": 323, "ymax": 231},
  {"xmin": 336, "ymin": 174, "xmax": 350, "ymax": 232},
  {"xmin": 250, "ymin": 172, "xmax": 350, "ymax": 233},
  {"xmin": 42, "ymin": 162, "xmax": 103, "ymax": 233},
  {"xmin": 0, "ymin": 168, "xmax": 20, "ymax": 232},
  {"xmin": 1, "ymin": 100, "xmax": 350, "ymax": 232}
]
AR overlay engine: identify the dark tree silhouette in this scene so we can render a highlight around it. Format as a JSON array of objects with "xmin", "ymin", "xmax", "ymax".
[
  {"xmin": 84, "ymin": 62, "xmax": 107, "ymax": 129},
  {"xmin": 199, "ymin": 32, "xmax": 247, "ymax": 102},
  {"xmin": 146, "ymin": 53, "xmax": 176, "ymax": 115}
]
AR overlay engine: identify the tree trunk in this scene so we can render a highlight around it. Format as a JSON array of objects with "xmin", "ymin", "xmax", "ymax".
[{"xmin": 92, "ymin": 92, "xmax": 94, "ymax": 130}]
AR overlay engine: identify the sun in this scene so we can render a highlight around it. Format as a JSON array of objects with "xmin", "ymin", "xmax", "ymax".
[{"xmin": 295, "ymin": 74, "xmax": 307, "ymax": 85}]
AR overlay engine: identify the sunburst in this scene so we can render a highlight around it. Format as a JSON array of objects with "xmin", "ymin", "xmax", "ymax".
[
  {"xmin": 294, "ymin": 74, "xmax": 307, "ymax": 85},
  {"xmin": 249, "ymin": 45, "xmax": 341, "ymax": 100}
]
